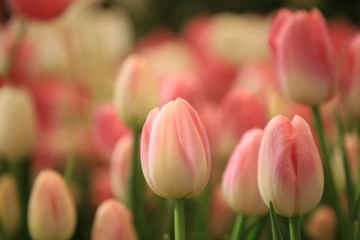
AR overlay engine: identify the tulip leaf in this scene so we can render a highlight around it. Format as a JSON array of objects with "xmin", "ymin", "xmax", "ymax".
[
  {"xmin": 352, "ymin": 193, "xmax": 360, "ymax": 221},
  {"xmin": 269, "ymin": 201, "xmax": 283, "ymax": 240},
  {"xmin": 348, "ymin": 221, "xmax": 358, "ymax": 240}
]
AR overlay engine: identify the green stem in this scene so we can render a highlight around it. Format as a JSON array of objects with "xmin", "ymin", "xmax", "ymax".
[
  {"xmin": 129, "ymin": 128, "xmax": 146, "ymax": 239},
  {"xmin": 289, "ymin": 216, "xmax": 300, "ymax": 240},
  {"xmin": 195, "ymin": 185, "xmax": 212, "ymax": 240},
  {"xmin": 174, "ymin": 199, "xmax": 186, "ymax": 240},
  {"xmin": 335, "ymin": 112, "xmax": 355, "ymax": 210},
  {"xmin": 230, "ymin": 215, "xmax": 246, "ymax": 240},
  {"xmin": 10, "ymin": 160, "xmax": 30, "ymax": 240},
  {"xmin": 2, "ymin": 18, "xmax": 28, "ymax": 80},
  {"xmin": 312, "ymin": 106, "xmax": 347, "ymax": 237},
  {"xmin": 64, "ymin": 154, "xmax": 75, "ymax": 185},
  {"xmin": 0, "ymin": 217, "xmax": 7, "ymax": 240}
]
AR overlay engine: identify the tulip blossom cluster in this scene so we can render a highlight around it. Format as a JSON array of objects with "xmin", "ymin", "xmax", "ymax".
[{"xmin": 0, "ymin": 1, "xmax": 359, "ymax": 240}]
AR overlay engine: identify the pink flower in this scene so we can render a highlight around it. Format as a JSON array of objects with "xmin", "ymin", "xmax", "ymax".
[
  {"xmin": 216, "ymin": 88, "xmax": 266, "ymax": 161},
  {"xmin": 258, "ymin": 115, "xmax": 324, "ymax": 217},
  {"xmin": 160, "ymin": 72, "xmax": 203, "ymax": 108},
  {"xmin": 341, "ymin": 34, "xmax": 360, "ymax": 117},
  {"xmin": 90, "ymin": 103, "xmax": 130, "ymax": 160},
  {"xmin": 90, "ymin": 169, "xmax": 113, "ymax": 209},
  {"xmin": 10, "ymin": 0, "xmax": 73, "ymax": 21},
  {"xmin": 91, "ymin": 199, "xmax": 138, "ymax": 240},
  {"xmin": 28, "ymin": 170, "xmax": 76, "ymax": 240},
  {"xmin": 183, "ymin": 17, "xmax": 238, "ymax": 102},
  {"xmin": 141, "ymin": 98, "xmax": 211, "ymax": 199},
  {"xmin": 306, "ymin": 206, "xmax": 336, "ymax": 240},
  {"xmin": 113, "ymin": 54, "xmax": 160, "ymax": 128},
  {"xmin": 110, "ymin": 135, "xmax": 132, "ymax": 202},
  {"xmin": 222, "ymin": 128, "xmax": 268, "ymax": 217},
  {"xmin": 269, "ymin": 8, "xmax": 338, "ymax": 105}
]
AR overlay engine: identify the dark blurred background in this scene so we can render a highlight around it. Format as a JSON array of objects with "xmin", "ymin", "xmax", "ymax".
[{"xmin": 1, "ymin": 0, "xmax": 360, "ymax": 37}]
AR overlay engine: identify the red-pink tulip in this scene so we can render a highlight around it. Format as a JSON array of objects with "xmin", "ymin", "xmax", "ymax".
[
  {"xmin": 90, "ymin": 103, "xmax": 130, "ymax": 159},
  {"xmin": 10, "ymin": 0, "xmax": 73, "ymax": 21},
  {"xmin": 216, "ymin": 88, "xmax": 266, "ymax": 161},
  {"xmin": 141, "ymin": 98, "xmax": 211, "ymax": 199},
  {"xmin": 110, "ymin": 135, "xmax": 132, "ymax": 202},
  {"xmin": 269, "ymin": 8, "xmax": 337, "ymax": 105},
  {"xmin": 28, "ymin": 170, "xmax": 76, "ymax": 240},
  {"xmin": 258, "ymin": 115, "xmax": 324, "ymax": 217},
  {"xmin": 222, "ymin": 128, "xmax": 268, "ymax": 217},
  {"xmin": 91, "ymin": 199, "xmax": 138, "ymax": 240},
  {"xmin": 342, "ymin": 34, "xmax": 360, "ymax": 118},
  {"xmin": 160, "ymin": 72, "xmax": 203, "ymax": 108}
]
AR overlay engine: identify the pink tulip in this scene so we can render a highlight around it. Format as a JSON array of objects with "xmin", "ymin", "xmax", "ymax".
[
  {"xmin": 216, "ymin": 88, "xmax": 266, "ymax": 161},
  {"xmin": 90, "ymin": 103, "xmax": 131, "ymax": 160},
  {"xmin": 209, "ymin": 186, "xmax": 233, "ymax": 238},
  {"xmin": 10, "ymin": 0, "xmax": 73, "ymax": 21},
  {"xmin": 141, "ymin": 98, "xmax": 211, "ymax": 199},
  {"xmin": 222, "ymin": 128, "xmax": 268, "ymax": 217},
  {"xmin": 342, "ymin": 34, "xmax": 360, "ymax": 117},
  {"xmin": 113, "ymin": 54, "xmax": 160, "ymax": 128},
  {"xmin": 306, "ymin": 206, "xmax": 336, "ymax": 240},
  {"xmin": 28, "ymin": 170, "xmax": 76, "ymax": 240},
  {"xmin": 184, "ymin": 17, "xmax": 238, "ymax": 102},
  {"xmin": 90, "ymin": 169, "xmax": 113, "ymax": 209},
  {"xmin": 91, "ymin": 199, "xmax": 138, "ymax": 240},
  {"xmin": 269, "ymin": 8, "xmax": 338, "ymax": 105},
  {"xmin": 160, "ymin": 72, "xmax": 203, "ymax": 108},
  {"xmin": 258, "ymin": 115, "xmax": 324, "ymax": 217},
  {"xmin": 0, "ymin": 86, "xmax": 37, "ymax": 160},
  {"xmin": 110, "ymin": 135, "xmax": 132, "ymax": 202}
]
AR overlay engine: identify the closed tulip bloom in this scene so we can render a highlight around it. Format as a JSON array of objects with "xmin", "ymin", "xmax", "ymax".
[
  {"xmin": 342, "ymin": 34, "xmax": 360, "ymax": 118},
  {"xmin": 28, "ymin": 170, "xmax": 76, "ymax": 240},
  {"xmin": 258, "ymin": 115, "xmax": 324, "ymax": 217},
  {"xmin": 221, "ymin": 128, "xmax": 268, "ymax": 217},
  {"xmin": 91, "ymin": 103, "xmax": 130, "ymax": 159},
  {"xmin": 141, "ymin": 98, "xmax": 211, "ymax": 199},
  {"xmin": 10, "ymin": 0, "xmax": 73, "ymax": 21},
  {"xmin": 269, "ymin": 8, "xmax": 337, "ymax": 105},
  {"xmin": 113, "ymin": 54, "xmax": 160, "ymax": 128},
  {"xmin": 110, "ymin": 135, "xmax": 132, "ymax": 202},
  {"xmin": 0, "ymin": 175, "xmax": 21, "ymax": 237},
  {"xmin": 91, "ymin": 199, "xmax": 137, "ymax": 240},
  {"xmin": 0, "ymin": 86, "xmax": 37, "ymax": 160},
  {"xmin": 216, "ymin": 88, "xmax": 266, "ymax": 161}
]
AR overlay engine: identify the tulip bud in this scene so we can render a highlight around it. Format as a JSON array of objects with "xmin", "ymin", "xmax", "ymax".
[
  {"xmin": 160, "ymin": 72, "xmax": 203, "ymax": 108},
  {"xmin": 10, "ymin": 0, "xmax": 73, "ymax": 21},
  {"xmin": 305, "ymin": 206, "xmax": 336, "ymax": 240},
  {"xmin": 141, "ymin": 98, "xmax": 211, "ymax": 199},
  {"xmin": 269, "ymin": 8, "xmax": 337, "ymax": 105},
  {"xmin": 113, "ymin": 54, "xmax": 160, "ymax": 128},
  {"xmin": 342, "ymin": 34, "xmax": 360, "ymax": 118},
  {"xmin": 216, "ymin": 88, "xmax": 266, "ymax": 161},
  {"xmin": 0, "ymin": 174, "xmax": 21, "ymax": 237},
  {"xmin": 0, "ymin": 86, "xmax": 37, "ymax": 160},
  {"xmin": 221, "ymin": 128, "xmax": 268, "ymax": 217},
  {"xmin": 258, "ymin": 115, "xmax": 324, "ymax": 217},
  {"xmin": 110, "ymin": 135, "xmax": 132, "ymax": 202},
  {"xmin": 90, "ymin": 103, "xmax": 130, "ymax": 159},
  {"xmin": 28, "ymin": 170, "xmax": 76, "ymax": 240},
  {"xmin": 91, "ymin": 199, "xmax": 138, "ymax": 240}
]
